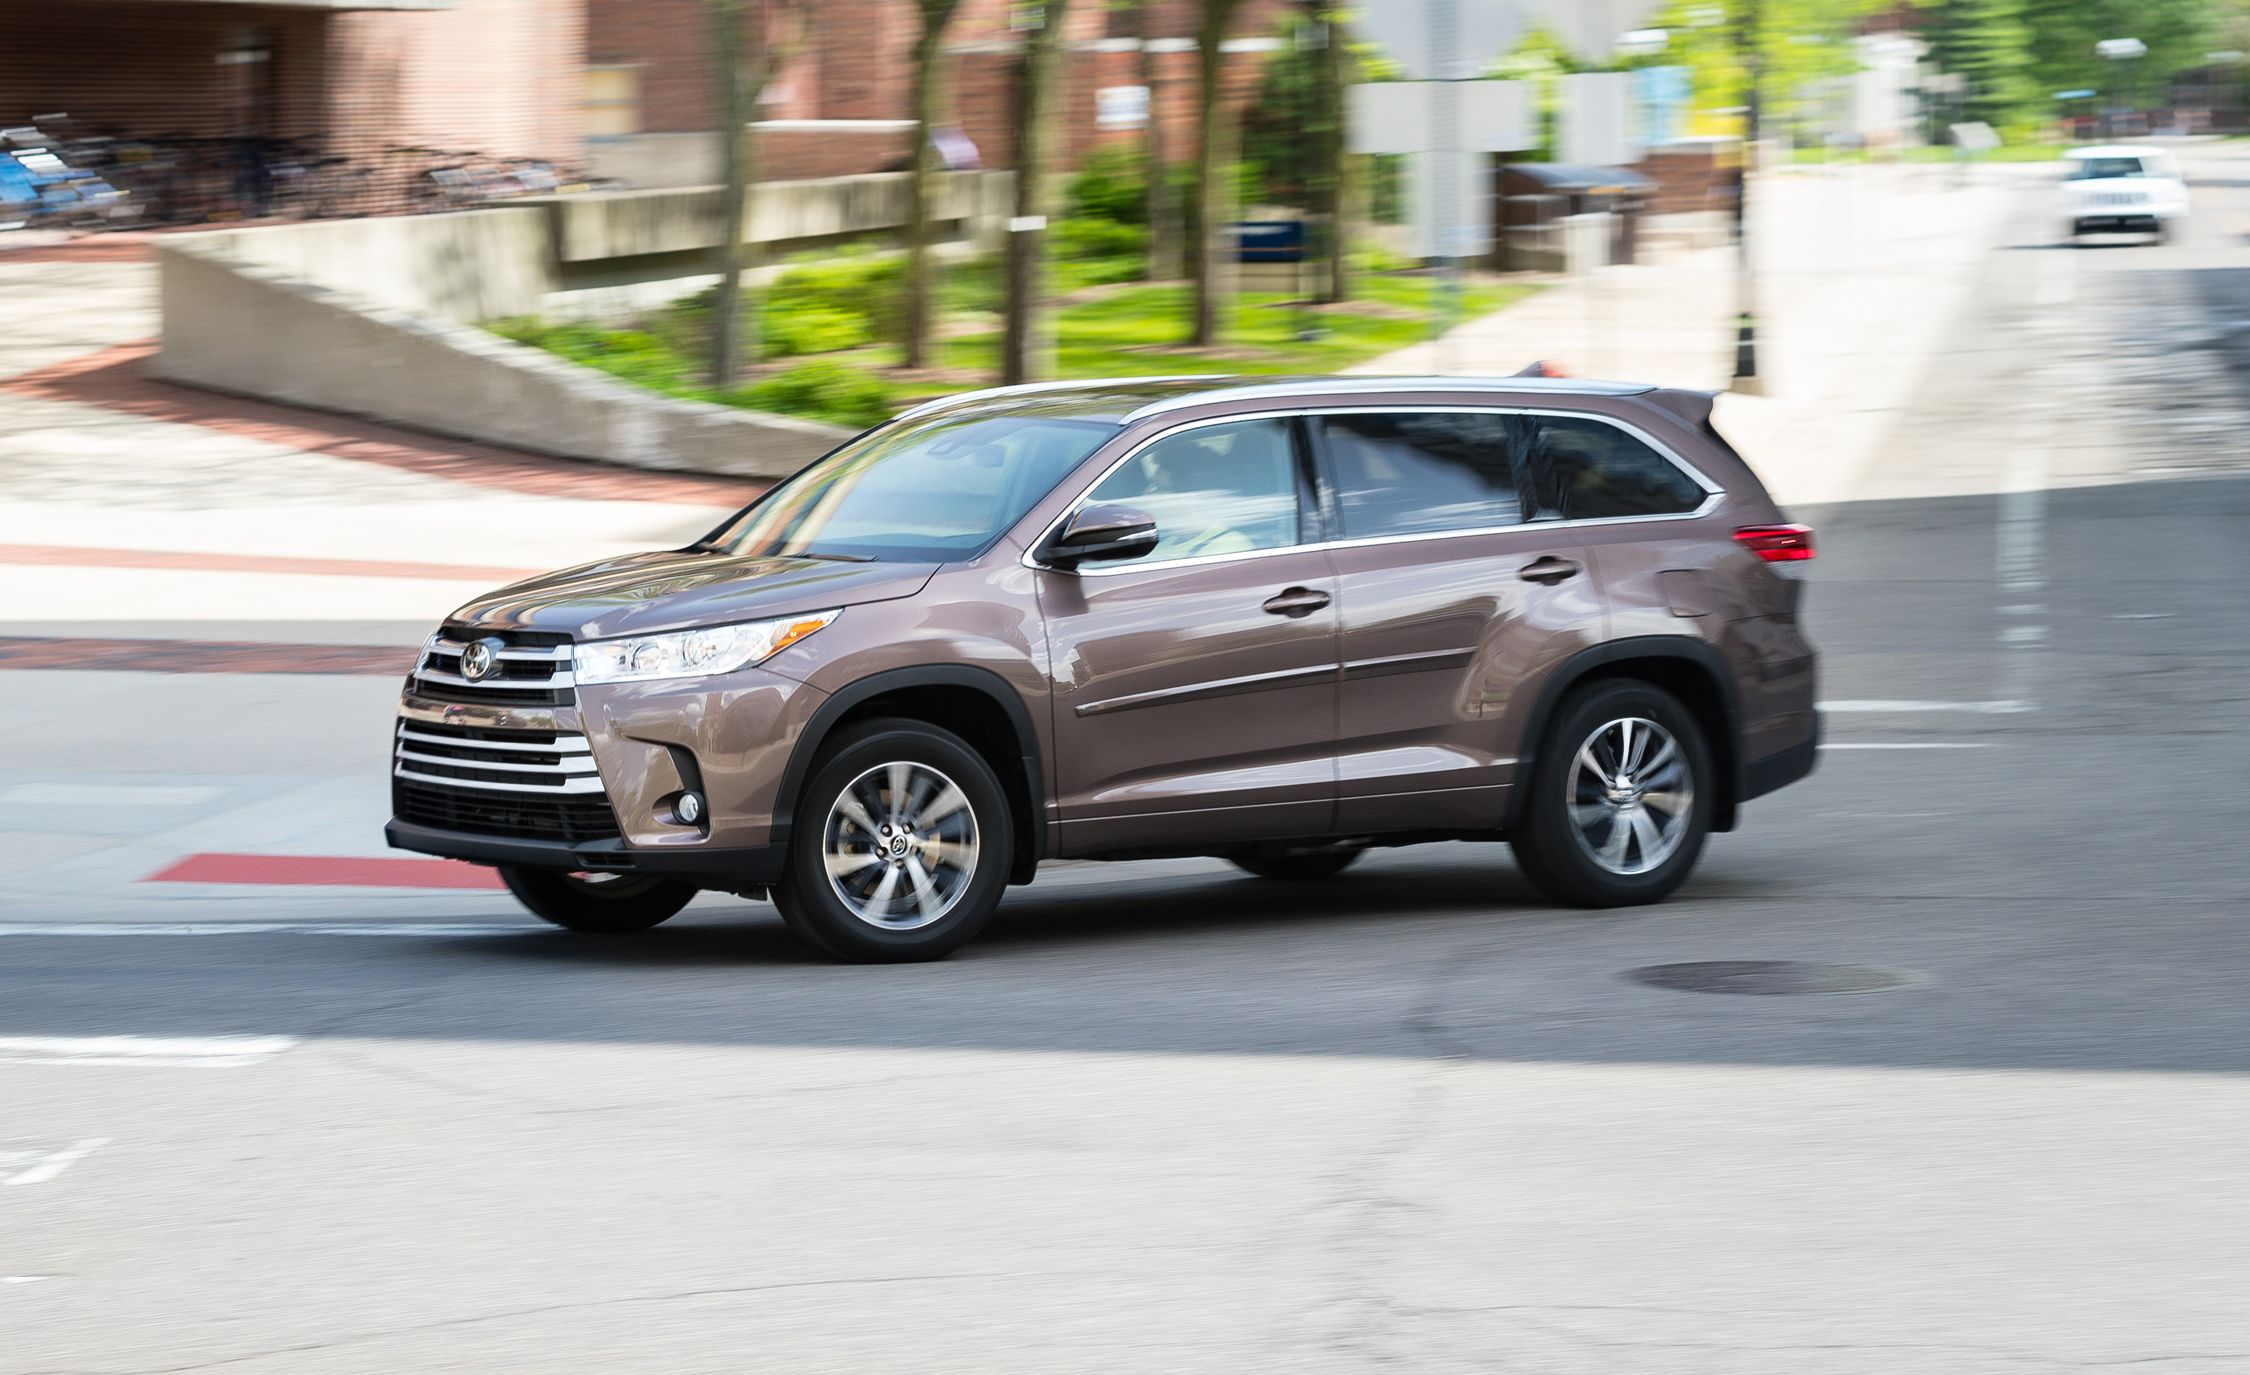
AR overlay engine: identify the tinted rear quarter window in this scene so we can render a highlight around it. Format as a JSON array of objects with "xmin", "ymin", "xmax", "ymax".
[{"xmin": 1531, "ymin": 415, "xmax": 1708, "ymax": 521}]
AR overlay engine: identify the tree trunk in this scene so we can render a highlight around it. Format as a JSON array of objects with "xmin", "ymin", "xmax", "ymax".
[
  {"xmin": 1001, "ymin": 0, "xmax": 1070, "ymax": 384},
  {"xmin": 1138, "ymin": 0, "xmax": 1177, "ymax": 281},
  {"xmin": 1188, "ymin": 1, "xmax": 1234, "ymax": 347},
  {"xmin": 902, "ymin": 8, "xmax": 952, "ymax": 371},
  {"xmin": 1317, "ymin": 2, "xmax": 1347, "ymax": 303},
  {"xmin": 710, "ymin": 0, "xmax": 748, "ymax": 387}
]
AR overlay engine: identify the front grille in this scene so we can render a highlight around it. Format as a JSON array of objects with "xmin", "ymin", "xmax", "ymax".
[
  {"xmin": 393, "ymin": 780, "xmax": 622, "ymax": 844},
  {"xmin": 409, "ymin": 627, "xmax": 576, "ymax": 707},
  {"xmin": 392, "ymin": 716, "xmax": 619, "ymax": 844}
]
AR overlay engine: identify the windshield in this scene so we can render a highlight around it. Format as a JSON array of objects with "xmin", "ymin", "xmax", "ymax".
[
  {"xmin": 701, "ymin": 412, "xmax": 1117, "ymax": 563},
  {"xmin": 2068, "ymin": 156, "xmax": 2147, "ymax": 180}
]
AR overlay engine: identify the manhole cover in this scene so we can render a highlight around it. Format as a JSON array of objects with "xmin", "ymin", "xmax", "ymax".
[{"xmin": 1623, "ymin": 961, "xmax": 1916, "ymax": 996}]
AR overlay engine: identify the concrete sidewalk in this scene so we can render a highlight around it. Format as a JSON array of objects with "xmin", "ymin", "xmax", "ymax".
[{"xmin": 1352, "ymin": 163, "xmax": 2035, "ymax": 511}]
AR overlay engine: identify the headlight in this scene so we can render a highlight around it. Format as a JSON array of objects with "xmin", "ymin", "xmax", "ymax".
[{"xmin": 574, "ymin": 610, "xmax": 839, "ymax": 685}]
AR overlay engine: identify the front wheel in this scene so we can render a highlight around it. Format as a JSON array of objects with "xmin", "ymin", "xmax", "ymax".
[
  {"xmin": 499, "ymin": 867, "xmax": 698, "ymax": 932},
  {"xmin": 1510, "ymin": 680, "xmax": 1713, "ymax": 908},
  {"xmin": 771, "ymin": 719, "xmax": 1013, "ymax": 963}
]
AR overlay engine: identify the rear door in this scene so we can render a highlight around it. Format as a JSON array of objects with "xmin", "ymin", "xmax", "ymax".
[
  {"xmin": 1309, "ymin": 408, "xmax": 1607, "ymax": 832},
  {"xmin": 1035, "ymin": 415, "xmax": 1341, "ymax": 854}
]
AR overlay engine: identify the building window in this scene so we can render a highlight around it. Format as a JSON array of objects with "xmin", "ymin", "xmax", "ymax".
[{"xmin": 585, "ymin": 66, "xmax": 641, "ymax": 138}]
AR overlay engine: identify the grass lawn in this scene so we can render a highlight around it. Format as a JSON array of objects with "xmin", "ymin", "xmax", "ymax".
[
  {"xmin": 931, "ymin": 274, "xmax": 1542, "ymax": 386},
  {"xmin": 496, "ymin": 269, "xmax": 1548, "ymax": 425},
  {"xmin": 1786, "ymin": 142, "xmax": 2067, "ymax": 165}
]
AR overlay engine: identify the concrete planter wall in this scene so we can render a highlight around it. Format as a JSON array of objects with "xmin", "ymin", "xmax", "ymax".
[{"xmin": 155, "ymin": 243, "xmax": 848, "ymax": 479}]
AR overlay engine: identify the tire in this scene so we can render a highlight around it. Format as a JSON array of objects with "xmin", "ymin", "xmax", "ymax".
[
  {"xmin": 1510, "ymin": 679, "xmax": 1714, "ymax": 908},
  {"xmin": 499, "ymin": 867, "xmax": 697, "ymax": 932},
  {"xmin": 771, "ymin": 719, "xmax": 1014, "ymax": 963},
  {"xmin": 1230, "ymin": 844, "xmax": 1364, "ymax": 881}
]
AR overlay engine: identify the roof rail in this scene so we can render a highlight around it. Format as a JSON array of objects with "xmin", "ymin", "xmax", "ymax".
[
  {"xmin": 1118, "ymin": 375, "xmax": 1653, "ymax": 422},
  {"xmin": 888, "ymin": 376, "xmax": 1223, "ymax": 424}
]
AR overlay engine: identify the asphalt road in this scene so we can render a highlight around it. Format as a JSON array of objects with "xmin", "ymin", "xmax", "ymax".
[{"xmin": 5, "ymin": 149, "xmax": 2250, "ymax": 1374}]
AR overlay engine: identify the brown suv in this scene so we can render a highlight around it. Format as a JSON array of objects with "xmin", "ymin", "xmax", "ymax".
[{"xmin": 387, "ymin": 376, "xmax": 1818, "ymax": 961}]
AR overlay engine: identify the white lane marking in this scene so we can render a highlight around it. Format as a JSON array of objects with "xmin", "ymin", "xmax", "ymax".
[
  {"xmin": 0, "ymin": 1036, "xmax": 298, "ymax": 1067},
  {"xmin": 1, "ymin": 1138, "xmax": 110, "ymax": 1187},
  {"xmin": 3, "ymin": 1276, "xmax": 53, "ymax": 1284},
  {"xmin": 0, "ymin": 783, "xmax": 224, "ymax": 807},
  {"xmin": 0, "ymin": 923, "xmax": 526, "ymax": 939},
  {"xmin": 1820, "ymin": 742, "xmax": 1993, "ymax": 751},
  {"xmin": 1820, "ymin": 699, "xmax": 2030, "ymax": 714}
]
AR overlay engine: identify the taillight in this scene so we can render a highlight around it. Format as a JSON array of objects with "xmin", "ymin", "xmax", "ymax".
[{"xmin": 1733, "ymin": 524, "xmax": 1815, "ymax": 563}]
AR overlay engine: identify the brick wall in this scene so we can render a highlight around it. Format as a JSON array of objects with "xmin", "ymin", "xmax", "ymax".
[
  {"xmin": 0, "ymin": 0, "xmax": 581, "ymax": 167},
  {"xmin": 586, "ymin": 0, "xmax": 1290, "ymax": 182},
  {"xmin": 0, "ymin": 1, "xmax": 332, "ymax": 142}
]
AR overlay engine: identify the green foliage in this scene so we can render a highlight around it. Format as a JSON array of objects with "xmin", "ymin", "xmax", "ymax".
[
  {"xmin": 1049, "ymin": 216, "xmax": 1151, "ymax": 290},
  {"xmin": 727, "ymin": 359, "xmax": 894, "ymax": 429},
  {"xmin": 762, "ymin": 304, "xmax": 874, "ymax": 358},
  {"xmin": 1065, "ymin": 144, "xmax": 1151, "ymax": 224},
  {"xmin": 2021, "ymin": 0, "xmax": 2218, "ymax": 110},
  {"xmin": 1927, "ymin": 0, "xmax": 2042, "ymax": 128},
  {"xmin": 1240, "ymin": 8, "xmax": 1340, "ymax": 210},
  {"xmin": 765, "ymin": 251, "xmax": 905, "ymax": 346}
]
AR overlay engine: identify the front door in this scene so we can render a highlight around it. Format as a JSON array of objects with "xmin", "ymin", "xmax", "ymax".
[{"xmin": 1036, "ymin": 415, "xmax": 1340, "ymax": 855}]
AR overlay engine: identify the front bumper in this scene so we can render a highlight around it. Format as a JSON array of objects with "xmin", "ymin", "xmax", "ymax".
[
  {"xmin": 387, "ymin": 655, "xmax": 826, "ymax": 886},
  {"xmin": 385, "ymin": 819, "xmax": 786, "ymax": 889}
]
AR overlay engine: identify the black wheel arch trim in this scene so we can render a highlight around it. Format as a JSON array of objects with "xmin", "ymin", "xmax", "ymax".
[
  {"xmin": 1504, "ymin": 636, "xmax": 1745, "ymax": 835},
  {"xmin": 772, "ymin": 664, "xmax": 1047, "ymax": 879}
]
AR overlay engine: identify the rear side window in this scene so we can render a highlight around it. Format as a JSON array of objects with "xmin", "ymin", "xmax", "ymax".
[
  {"xmin": 1084, "ymin": 417, "xmax": 1307, "ymax": 562},
  {"xmin": 1527, "ymin": 415, "xmax": 1708, "ymax": 521},
  {"xmin": 1319, "ymin": 411, "xmax": 1540, "ymax": 538}
]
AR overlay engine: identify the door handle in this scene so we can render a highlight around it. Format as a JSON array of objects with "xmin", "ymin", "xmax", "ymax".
[
  {"xmin": 1262, "ymin": 586, "xmax": 1332, "ymax": 618},
  {"xmin": 1517, "ymin": 556, "xmax": 1582, "ymax": 585}
]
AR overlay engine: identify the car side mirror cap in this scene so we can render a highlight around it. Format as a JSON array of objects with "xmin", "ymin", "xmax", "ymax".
[{"xmin": 1044, "ymin": 503, "xmax": 1159, "ymax": 567}]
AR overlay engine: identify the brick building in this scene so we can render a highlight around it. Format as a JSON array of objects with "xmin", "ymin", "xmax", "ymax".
[
  {"xmin": 584, "ymin": 0, "xmax": 1294, "ymax": 188},
  {"xmin": 0, "ymin": 0, "xmax": 583, "ymax": 166}
]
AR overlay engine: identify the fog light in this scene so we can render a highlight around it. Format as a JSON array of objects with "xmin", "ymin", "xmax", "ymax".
[{"xmin": 676, "ymin": 791, "xmax": 705, "ymax": 825}]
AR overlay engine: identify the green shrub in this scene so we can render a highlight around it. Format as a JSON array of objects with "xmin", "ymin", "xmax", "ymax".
[
  {"xmin": 729, "ymin": 359, "xmax": 893, "ymax": 429},
  {"xmin": 766, "ymin": 252, "xmax": 904, "ymax": 344},
  {"xmin": 1051, "ymin": 217, "xmax": 1147, "ymax": 260},
  {"xmin": 1066, "ymin": 145, "xmax": 1149, "ymax": 224},
  {"xmin": 761, "ymin": 303, "xmax": 873, "ymax": 358}
]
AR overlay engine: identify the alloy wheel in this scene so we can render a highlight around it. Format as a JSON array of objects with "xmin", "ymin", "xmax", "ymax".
[
  {"xmin": 1566, "ymin": 716, "xmax": 1695, "ymax": 876},
  {"xmin": 821, "ymin": 761, "xmax": 980, "ymax": 930}
]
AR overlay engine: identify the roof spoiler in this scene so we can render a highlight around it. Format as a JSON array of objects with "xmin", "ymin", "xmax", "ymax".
[{"xmin": 1635, "ymin": 387, "xmax": 1718, "ymax": 430}]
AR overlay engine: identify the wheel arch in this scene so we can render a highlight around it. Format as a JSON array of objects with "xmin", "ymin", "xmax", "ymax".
[
  {"xmin": 775, "ymin": 665, "xmax": 1045, "ymax": 883},
  {"xmin": 1504, "ymin": 637, "xmax": 1745, "ymax": 835}
]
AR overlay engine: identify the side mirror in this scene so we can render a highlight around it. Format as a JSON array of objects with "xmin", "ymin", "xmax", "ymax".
[{"xmin": 1044, "ymin": 503, "xmax": 1159, "ymax": 567}]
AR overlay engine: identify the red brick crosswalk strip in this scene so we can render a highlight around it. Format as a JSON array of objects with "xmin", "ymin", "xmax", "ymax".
[
  {"xmin": 143, "ymin": 854, "xmax": 504, "ymax": 890},
  {"xmin": 0, "ymin": 636, "xmax": 412, "ymax": 675}
]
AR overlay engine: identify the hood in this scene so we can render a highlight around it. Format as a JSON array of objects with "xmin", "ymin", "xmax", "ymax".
[{"xmin": 446, "ymin": 549, "xmax": 940, "ymax": 641}]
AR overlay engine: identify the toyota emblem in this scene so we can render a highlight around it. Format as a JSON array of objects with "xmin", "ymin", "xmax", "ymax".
[{"xmin": 459, "ymin": 637, "xmax": 503, "ymax": 682}]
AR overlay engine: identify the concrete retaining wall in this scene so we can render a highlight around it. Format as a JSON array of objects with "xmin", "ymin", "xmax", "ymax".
[
  {"xmin": 155, "ymin": 243, "xmax": 849, "ymax": 479},
  {"xmin": 174, "ymin": 172, "xmax": 1012, "ymax": 325}
]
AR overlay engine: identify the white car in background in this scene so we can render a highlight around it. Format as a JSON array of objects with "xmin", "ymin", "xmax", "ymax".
[{"xmin": 2060, "ymin": 145, "xmax": 2189, "ymax": 245}]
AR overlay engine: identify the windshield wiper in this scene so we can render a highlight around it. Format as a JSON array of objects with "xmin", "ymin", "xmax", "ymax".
[{"xmin": 794, "ymin": 550, "xmax": 878, "ymax": 563}]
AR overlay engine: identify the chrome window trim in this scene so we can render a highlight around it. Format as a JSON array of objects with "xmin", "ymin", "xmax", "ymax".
[{"xmin": 1021, "ymin": 403, "xmax": 1724, "ymax": 578}]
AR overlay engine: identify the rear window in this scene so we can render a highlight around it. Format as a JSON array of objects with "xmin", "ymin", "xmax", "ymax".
[
  {"xmin": 1317, "ymin": 410, "xmax": 1709, "ymax": 536},
  {"xmin": 2068, "ymin": 156, "xmax": 2147, "ymax": 180}
]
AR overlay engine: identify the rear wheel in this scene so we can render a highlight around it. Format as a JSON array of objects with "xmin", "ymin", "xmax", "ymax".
[
  {"xmin": 772, "ymin": 719, "xmax": 1013, "ymax": 963},
  {"xmin": 1229, "ymin": 844, "xmax": 1363, "ymax": 881},
  {"xmin": 499, "ymin": 867, "xmax": 697, "ymax": 932},
  {"xmin": 1511, "ymin": 679, "xmax": 1712, "ymax": 908}
]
